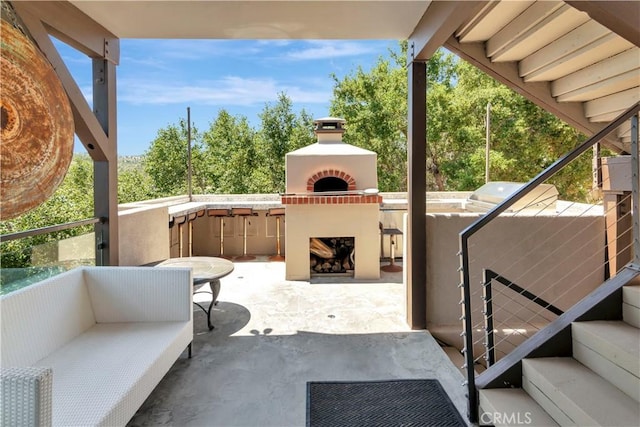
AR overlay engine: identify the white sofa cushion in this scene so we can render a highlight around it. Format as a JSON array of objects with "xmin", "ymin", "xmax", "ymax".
[
  {"xmin": 35, "ymin": 321, "xmax": 191, "ymax": 426},
  {"xmin": 1, "ymin": 269, "xmax": 95, "ymax": 367}
]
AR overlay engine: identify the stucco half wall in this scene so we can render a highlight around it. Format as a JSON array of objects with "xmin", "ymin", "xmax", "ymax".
[
  {"xmin": 424, "ymin": 213, "xmax": 606, "ymax": 352},
  {"xmin": 118, "ymin": 205, "xmax": 169, "ymax": 266}
]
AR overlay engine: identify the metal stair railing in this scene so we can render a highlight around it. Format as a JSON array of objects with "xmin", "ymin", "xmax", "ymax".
[{"xmin": 459, "ymin": 101, "xmax": 640, "ymax": 423}]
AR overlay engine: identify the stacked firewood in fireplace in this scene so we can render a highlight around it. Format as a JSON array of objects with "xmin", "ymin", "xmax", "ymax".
[{"xmin": 310, "ymin": 237, "xmax": 355, "ymax": 274}]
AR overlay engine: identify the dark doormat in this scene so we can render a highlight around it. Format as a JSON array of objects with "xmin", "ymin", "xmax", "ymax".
[{"xmin": 307, "ymin": 379, "xmax": 466, "ymax": 427}]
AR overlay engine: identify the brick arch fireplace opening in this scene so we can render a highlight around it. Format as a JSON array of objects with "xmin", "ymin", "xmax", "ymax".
[
  {"xmin": 306, "ymin": 170, "xmax": 357, "ymax": 193},
  {"xmin": 314, "ymin": 177, "xmax": 347, "ymax": 192}
]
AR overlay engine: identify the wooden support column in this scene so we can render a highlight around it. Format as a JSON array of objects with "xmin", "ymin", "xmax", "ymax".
[
  {"xmin": 93, "ymin": 58, "xmax": 118, "ymax": 265},
  {"xmin": 404, "ymin": 0, "xmax": 488, "ymax": 330},
  {"xmin": 406, "ymin": 59, "xmax": 427, "ymax": 329}
]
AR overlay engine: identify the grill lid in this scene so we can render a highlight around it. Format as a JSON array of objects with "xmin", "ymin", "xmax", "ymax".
[{"xmin": 466, "ymin": 181, "xmax": 558, "ymax": 212}]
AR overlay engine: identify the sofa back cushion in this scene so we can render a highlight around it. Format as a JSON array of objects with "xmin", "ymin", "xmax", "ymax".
[
  {"xmin": 83, "ymin": 267, "xmax": 192, "ymax": 322},
  {"xmin": 1, "ymin": 268, "xmax": 96, "ymax": 367}
]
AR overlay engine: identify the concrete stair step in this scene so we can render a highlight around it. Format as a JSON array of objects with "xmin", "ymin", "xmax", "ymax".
[
  {"xmin": 522, "ymin": 357, "xmax": 640, "ymax": 426},
  {"xmin": 572, "ymin": 320, "xmax": 640, "ymax": 401},
  {"xmin": 479, "ymin": 388, "xmax": 558, "ymax": 427},
  {"xmin": 623, "ymin": 284, "xmax": 640, "ymax": 328}
]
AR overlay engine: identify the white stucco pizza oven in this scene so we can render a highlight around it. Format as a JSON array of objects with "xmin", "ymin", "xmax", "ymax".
[{"xmin": 282, "ymin": 117, "xmax": 381, "ymax": 280}]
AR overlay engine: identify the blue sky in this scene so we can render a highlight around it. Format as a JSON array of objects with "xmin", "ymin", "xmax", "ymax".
[{"xmin": 55, "ymin": 38, "xmax": 399, "ymax": 156}]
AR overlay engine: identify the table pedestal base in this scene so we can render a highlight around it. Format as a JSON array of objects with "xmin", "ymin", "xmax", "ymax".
[{"xmin": 193, "ymin": 279, "xmax": 220, "ymax": 330}]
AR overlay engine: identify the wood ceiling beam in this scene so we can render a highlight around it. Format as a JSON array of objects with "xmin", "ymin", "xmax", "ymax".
[
  {"xmin": 11, "ymin": 1, "xmax": 119, "ymax": 64},
  {"xmin": 486, "ymin": 1, "xmax": 563, "ymax": 59},
  {"xmin": 552, "ymin": 49, "xmax": 640, "ymax": 98},
  {"xmin": 566, "ymin": 1, "xmax": 640, "ymax": 47},
  {"xmin": 408, "ymin": 0, "xmax": 488, "ymax": 62},
  {"xmin": 584, "ymin": 88, "xmax": 640, "ymax": 121},
  {"xmin": 519, "ymin": 20, "xmax": 608, "ymax": 78},
  {"xmin": 454, "ymin": 1, "xmax": 499, "ymax": 42},
  {"xmin": 617, "ymin": 121, "xmax": 631, "ymax": 141},
  {"xmin": 444, "ymin": 36, "xmax": 624, "ymax": 152},
  {"xmin": 490, "ymin": 3, "xmax": 588, "ymax": 63},
  {"xmin": 523, "ymin": 33, "xmax": 631, "ymax": 82},
  {"xmin": 556, "ymin": 70, "xmax": 639, "ymax": 103},
  {"xmin": 456, "ymin": 1, "xmax": 532, "ymax": 43},
  {"xmin": 493, "ymin": 6, "xmax": 588, "ymax": 63}
]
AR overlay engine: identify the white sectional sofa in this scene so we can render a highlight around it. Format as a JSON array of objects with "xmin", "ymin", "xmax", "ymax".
[{"xmin": 1, "ymin": 267, "xmax": 193, "ymax": 426}]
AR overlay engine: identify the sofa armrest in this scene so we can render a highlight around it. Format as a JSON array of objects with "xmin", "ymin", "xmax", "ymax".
[
  {"xmin": 1, "ymin": 367, "xmax": 53, "ymax": 427},
  {"xmin": 84, "ymin": 267, "xmax": 193, "ymax": 323}
]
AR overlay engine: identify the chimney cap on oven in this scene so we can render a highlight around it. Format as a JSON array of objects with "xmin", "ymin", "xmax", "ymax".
[{"xmin": 314, "ymin": 117, "xmax": 346, "ymax": 134}]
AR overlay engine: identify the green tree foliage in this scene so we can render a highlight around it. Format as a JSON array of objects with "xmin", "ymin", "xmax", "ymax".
[
  {"xmin": 439, "ymin": 60, "xmax": 589, "ymax": 198},
  {"xmin": 329, "ymin": 43, "xmax": 409, "ymax": 191},
  {"xmin": 143, "ymin": 119, "xmax": 207, "ymax": 196},
  {"xmin": 140, "ymin": 94, "xmax": 313, "ymax": 196},
  {"xmin": 118, "ymin": 168, "xmax": 158, "ymax": 204},
  {"xmin": 330, "ymin": 43, "xmax": 591, "ymax": 199},
  {"xmin": 202, "ymin": 110, "xmax": 261, "ymax": 193},
  {"xmin": 256, "ymin": 93, "xmax": 315, "ymax": 192}
]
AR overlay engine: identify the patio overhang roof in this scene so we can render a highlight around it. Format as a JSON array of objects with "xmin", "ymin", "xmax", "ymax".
[{"xmin": 69, "ymin": 0, "xmax": 430, "ymax": 40}]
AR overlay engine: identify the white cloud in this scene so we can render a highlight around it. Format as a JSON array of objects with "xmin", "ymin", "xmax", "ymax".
[
  {"xmin": 118, "ymin": 76, "xmax": 331, "ymax": 106},
  {"xmin": 121, "ymin": 55, "xmax": 170, "ymax": 70},
  {"xmin": 284, "ymin": 41, "xmax": 379, "ymax": 60},
  {"xmin": 256, "ymin": 40, "xmax": 293, "ymax": 47}
]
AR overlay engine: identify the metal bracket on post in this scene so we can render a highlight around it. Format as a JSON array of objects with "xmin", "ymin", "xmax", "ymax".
[
  {"xmin": 97, "ymin": 217, "xmax": 107, "ymax": 266},
  {"xmin": 631, "ymin": 114, "xmax": 639, "ymax": 265},
  {"xmin": 103, "ymin": 37, "xmax": 119, "ymax": 64}
]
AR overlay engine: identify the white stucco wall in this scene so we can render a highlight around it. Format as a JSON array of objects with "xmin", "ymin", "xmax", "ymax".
[
  {"xmin": 424, "ymin": 213, "xmax": 606, "ymax": 353},
  {"xmin": 285, "ymin": 151, "xmax": 377, "ymax": 193}
]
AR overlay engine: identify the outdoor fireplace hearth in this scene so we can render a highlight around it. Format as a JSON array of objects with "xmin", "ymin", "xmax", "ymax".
[
  {"xmin": 283, "ymin": 117, "xmax": 380, "ymax": 280},
  {"xmin": 310, "ymin": 237, "xmax": 355, "ymax": 275}
]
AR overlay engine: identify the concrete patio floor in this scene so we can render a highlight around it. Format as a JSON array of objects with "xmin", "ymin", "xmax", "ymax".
[{"xmin": 128, "ymin": 257, "xmax": 468, "ymax": 427}]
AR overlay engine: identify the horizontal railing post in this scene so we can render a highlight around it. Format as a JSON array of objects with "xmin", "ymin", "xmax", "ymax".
[{"xmin": 0, "ymin": 217, "xmax": 101, "ymax": 242}]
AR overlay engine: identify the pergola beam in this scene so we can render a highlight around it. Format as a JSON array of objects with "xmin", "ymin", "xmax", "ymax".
[
  {"xmin": 409, "ymin": 0, "xmax": 488, "ymax": 62},
  {"xmin": 15, "ymin": 7, "xmax": 111, "ymax": 162},
  {"xmin": 11, "ymin": 0, "xmax": 119, "ymax": 63}
]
